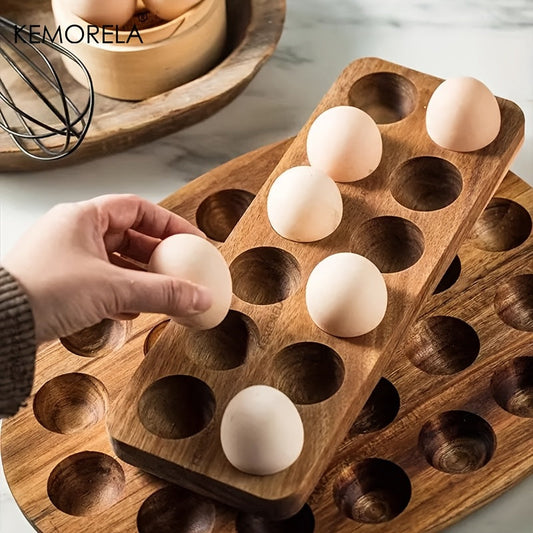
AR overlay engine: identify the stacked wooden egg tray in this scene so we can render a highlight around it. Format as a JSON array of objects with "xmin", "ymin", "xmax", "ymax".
[
  {"xmin": 310, "ymin": 169, "xmax": 533, "ymax": 532},
  {"xmin": 2, "ymin": 138, "xmax": 532, "ymax": 532},
  {"xmin": 107, "ymin": 57, "xmax": 524, "ymax": 517}
]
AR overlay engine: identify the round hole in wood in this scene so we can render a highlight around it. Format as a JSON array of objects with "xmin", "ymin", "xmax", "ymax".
[
  {"xmin": 405, "ymin": 316, "xmax": 479, "ymax": 375},
  {"xmin": 418, "ymin": 410, "xmax": 496, "ymax": 474},
  {"xmin": 491, "ymin": 356, "xmax": 533, "ymax": 418},
  {"xmin": 230, "ymin": 247, "xmax": 301, "ymax": 305},
  {"xmin": 433, "ymin": 256, "xmax": 461, "ymax": 294},
  {"xmin": 271, "ymin": 343, "xmax": 344, "ymax": 405},
  {"xmin": 334, "ymin": 458, "xmax": 411, "ymax": 523},
  {"xmin": 138, "ymin": 375, "xmax": 216, "ymax": 439},
  {"xmin": 33, "ymin": 373, "xmax": 108, "ymax": 435},
  {"xmin": 349, "ymin": 378, "xmax": 400, "ymax": 435},
  {"xmin": 137, "ymin": 485, "xmax": 216, "ymax": 533},
  {"xmin": 196, "ymin": 189, "xmax": 255, "ymax": 242},
  {"xmin": 236, "ymin": 504, "xmax": 315, "ymax": 533},
  {"xmin": 144, "ymin": 320, "xmax": 170, "ymax": 355},
  {"xmin": 390, "ymin": 157, "xmax": 462, "ymax": 212},
  {"xmin": 494, "ymin": 274, "xmax": 533, "ymax": 332},
  {"xmin": 351, "ymin": 216, "xmax": 424, "ymax": 273},
  {"xmin": 186, "ymin": 311, "xmax": 258, "ymax": 370},
  {"xmin": 47, "ymin": 451, "xmax": 125, "ymax": 516},
  {"xmin": 470, "ymin": 198, "xmax": 532, "ymax": 252},
  {"xmin": 60, "ymin": 319, "xmax": 127, "ymax": 357},
  {"xmin": 348, "ymin": 72, "xmax": 417, "ymax": 124}
]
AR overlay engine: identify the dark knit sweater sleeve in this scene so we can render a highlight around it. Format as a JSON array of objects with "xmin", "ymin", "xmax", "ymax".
[{"xmin": 0, "ymin": 267, "xmax": 36, "ymax": 418}]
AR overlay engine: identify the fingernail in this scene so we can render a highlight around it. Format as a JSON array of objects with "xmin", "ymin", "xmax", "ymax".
[{"xmin": 192, "ymin": 285, "xmax": 212, "ymax": 312}]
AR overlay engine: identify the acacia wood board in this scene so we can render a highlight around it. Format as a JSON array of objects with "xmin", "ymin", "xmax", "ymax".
[
  {"xmin": 106, "ymin": 56, "xmax": 525, "ymax": 518},
  {"xmin": 2, "ymin": 139, "xmax": 533, "ymax": 532},
  {"xmin": 0, "ymin": 0, "xmax": 285, "ymax": 171}
]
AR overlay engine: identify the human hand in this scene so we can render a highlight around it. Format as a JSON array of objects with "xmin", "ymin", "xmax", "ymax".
[{"xmin": 1, "ymin": 194, "xmax": 213, "ymax": 343}]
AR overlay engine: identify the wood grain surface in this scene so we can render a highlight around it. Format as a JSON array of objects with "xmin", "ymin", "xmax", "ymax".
[
  {"xmin": 2, "ymin": 138, "xmax": 532, "ymax": 532},
  {"xmin": 0, "ymin": 0, "xmax": 286, "ymax": 171},
  {"xmin": 106, "ymin": 57, "xmax": 525, "ymax": 518}
]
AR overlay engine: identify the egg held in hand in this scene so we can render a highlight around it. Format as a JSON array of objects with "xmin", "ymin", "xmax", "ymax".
[
  {"xmin": 148, "ymin": 233, "xmax": 232, "ymax": 330},
  {"xmin": 66, "ymin": 0, "xmax": 137, "ymax": 27},
  {"xmin": 220, "ymin": 385, "xmax": 304, "ymax": 476},
  {"xmin": 307, "ymin": 105, "xmax": 383, "ymax": 182},
  {"xmin": 143, "ymin": 0, "xmax": 203, "ymax": 21},
  {"xmin": 426, "ymin": 77, "xmax": 501, "ymax": 152},
  {"xmin": 306, "ymin": 252, "xmax": 388, "ymax": 338},
  {"xmin": 267, "ymin": 166, "xmax": 343, "ymax": 242}
]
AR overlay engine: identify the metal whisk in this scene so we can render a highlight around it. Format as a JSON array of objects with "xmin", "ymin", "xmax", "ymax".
[{"xmin": 0, "ymin": 16, "xmax": 94, "ymax": 161}]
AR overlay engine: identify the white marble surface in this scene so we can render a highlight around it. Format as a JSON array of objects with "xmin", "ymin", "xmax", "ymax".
[{"xmin": 1, "ymin": 0, "xmax": 532, "ymax": 531}]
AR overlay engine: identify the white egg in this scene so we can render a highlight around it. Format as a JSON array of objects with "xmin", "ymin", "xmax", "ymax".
[
  {"xmin": 426, "ymin": 77, "xmax": 501, "ymax": 152},
  {"xmin": 267, "ymin": 166, "xmax": 343, "ymax": 242},
  {"xmin": 220, "ymin": 385, "xmax": 304, "ymax": 476},
  {"xmin": 307, "ymin": 106, "xmax": 383, "ymax": 182},
  {"xmin": 67, "ymin": 0, "xmax": 137, "ymax": 26},
  {"xmin": 306, "ymin": 253, "xmax": 387, "ymax": 337},
  {"xmin": 143, "ymin": 0, "xmax": 202, "ymax": 20},
  {"xmin": 148, "ymin": 233, "xmax": 232, "ymax": 330}
]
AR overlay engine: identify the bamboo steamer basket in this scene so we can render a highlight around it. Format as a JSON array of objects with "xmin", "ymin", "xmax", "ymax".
[{"xmin": 51, "ymin": 0, "xmax": 227, "ymax": 100}]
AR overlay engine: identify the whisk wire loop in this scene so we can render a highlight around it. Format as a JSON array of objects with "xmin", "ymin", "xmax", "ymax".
[{"xmin": 0, "ymin": 16, "xmax": 94, "ymax": 161}]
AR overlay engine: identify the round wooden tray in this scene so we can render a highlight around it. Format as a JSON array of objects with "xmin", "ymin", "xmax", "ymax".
[{"xmin": 0, "ymin": 0, "xmax": 286, "ymax": 171}]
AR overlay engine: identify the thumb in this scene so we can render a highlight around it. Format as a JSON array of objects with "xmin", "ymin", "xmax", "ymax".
[{"xmin": 115, "ymin": 269, "xmax": 213, "ymax": 317}]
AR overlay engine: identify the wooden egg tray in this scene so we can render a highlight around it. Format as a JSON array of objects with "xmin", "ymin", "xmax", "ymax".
[
  {"xmin": 106, "ymin": 57, "xmax": 524, "ymax": 518},
  {"xmin": 2, "ymin": 138, "xmax": 532, "ymax": 532}
]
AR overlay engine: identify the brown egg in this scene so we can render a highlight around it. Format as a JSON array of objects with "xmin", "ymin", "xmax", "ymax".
[
  {"xmin": 67, "ymin": 0, "xmax": 137, "ymax": 26},
  {"xmin": 267, "ymin": 166, "xmax": 343, "ymax": 242},
  {"xmin": 220, "ymin": 385, "xmax": 304, "ymax": 476},
  {"xmin": 426, "ymin": 77, "xmax": 501, "ymax": 152},
  {"xmin": 306, "ymin": 106, "xmax": 383, "ymax": 183},
  {"xmin": 306, "ymin": 253, "xmax": 388, "ymax": 338},
  {"xmin": 143, "ymin": 0, "xmax": 203, "ymax": 20},
  {"xmin": 148, "ymin": 234, "xmax": 232, "ymax": 330}
]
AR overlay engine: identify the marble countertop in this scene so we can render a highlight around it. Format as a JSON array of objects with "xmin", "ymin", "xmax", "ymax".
[{"xmin": 1, "ymin": 0, "xmax": 532, "ymax": 531}]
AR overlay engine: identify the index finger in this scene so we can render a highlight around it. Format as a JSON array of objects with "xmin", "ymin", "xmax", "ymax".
[{"xmin": 87, "ymin": 194, "xmax": 205, "ymax": 239}]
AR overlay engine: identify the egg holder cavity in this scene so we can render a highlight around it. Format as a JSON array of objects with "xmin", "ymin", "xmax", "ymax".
[
  {"xmin": 2, "ymin": 135, "xmax": 533, "ymax": 532},
  {"xmin": 102, "ymin": 57, "xmax": 524, "ymax": 518}
]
